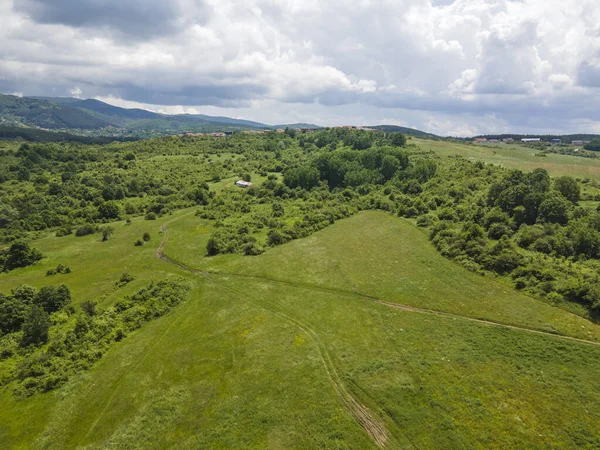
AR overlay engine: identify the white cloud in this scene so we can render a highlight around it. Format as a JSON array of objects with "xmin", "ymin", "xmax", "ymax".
[{"xmin": 1, "ymin": 0, "xmax": 600, "ymax": 135}]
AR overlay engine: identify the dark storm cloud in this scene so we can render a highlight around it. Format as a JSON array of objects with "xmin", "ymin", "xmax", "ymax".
[
  {"xmin": 111, "ymin": 82, "xmax": 269, "ymax": 107},
  {"xmin": 15, "ymin": 0, "xmax": 185, "ymax": 38}
]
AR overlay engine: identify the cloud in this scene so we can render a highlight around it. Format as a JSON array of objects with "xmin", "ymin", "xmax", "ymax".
[
  {"xmin": 1, "ymin": 0, "xmax": 600, "ymax": 135},
  {"xmin": 14, "ymin": 0, "xmax": 185, "ymax": 39}
]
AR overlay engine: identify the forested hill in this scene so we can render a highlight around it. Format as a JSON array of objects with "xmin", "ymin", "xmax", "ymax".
[
  {"xmin": 1, "ymin": 94, "xmax": 433, "ymax": 139},
  {"xmin": 0, "ymin": 94, "xmax": 271, "ymax": 135},
  {"xmin": 367, "ymin": 125, "xmax": 440, "ymax": 139}
]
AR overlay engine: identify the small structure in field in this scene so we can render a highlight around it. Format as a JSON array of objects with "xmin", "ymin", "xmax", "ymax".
[
  {"xmin": 551, "ymin": 139, "xmax": 561, "ymax": 144},
  {"xmin": 235, "ymin": 180, "xmax": 253, "ymax": 188},
  {"xmin": 572, "ymin": 140, "xmax": 584, "ymax": 146},
  {"xmin": 522, "ymin": 138, "xmax": 541, "ymax": 142}
]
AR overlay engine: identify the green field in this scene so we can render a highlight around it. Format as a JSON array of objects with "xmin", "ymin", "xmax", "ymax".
[
  {"xmin": 414, "ymin": 138, "xmax": 600, "ymax": 181},
  {"xmin": 2, "ymin": 209, "xmax": 600, "ymax": 448}
]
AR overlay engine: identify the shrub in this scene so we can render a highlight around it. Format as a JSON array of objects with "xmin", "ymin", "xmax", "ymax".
[
  {"xmin": 35, "ymin": 285, "xmax": 71, "ymax": 313},
  {"xmin": 1, "ymin": 242, "xmax": 43, "ymax": 272},
  {"xmin": 81, "ymin": 300, "xmax": 97, "ymax": 317},
  {"xmin": 267, "ymin": 230, "xmax": 286, "ymax": 246},
  {"xmin": 142, "ymin": 232, "xmax": 151, "ymax": 242},
  {"xmin": 145, "ymin": 212, "xmax": 157, "ymax": 221},
  {"xmin": 55, "ymin": 226, "xmax": 73, "ymax": 237},
  {"xmin": 75, "ymin": 224, "xmax": 97, "ymax": 237},
  {"xmin": 116, "ymin": 273, "xmax": 135, "ymax": 288},
  {"xmin": 101, "ymin": 226, "xmax": 114, "ymax": 242},
  {"xmin": 21, "ymin": 305, "xmax": 50, "ymax": 347},
  {"xmin": 134, "ymin": 240, "xmax": 143, "ymax": 246}
]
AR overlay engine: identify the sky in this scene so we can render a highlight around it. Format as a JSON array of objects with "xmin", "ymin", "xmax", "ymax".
[{"xmin": 1, "ymin": 0, "xmax": 600, "ymax": 136}]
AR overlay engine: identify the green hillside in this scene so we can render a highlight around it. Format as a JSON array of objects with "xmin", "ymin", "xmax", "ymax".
[
  {"xmin": 1, "ymin": 210, "xmax": 600, "ymax": 448},
  {"xmin": 0, "ymin": 95, "xmax": 111, "ymax": 129},
  {"xmin": 2, "ymin": 129, "xmax": 600, "ymax": 448}
]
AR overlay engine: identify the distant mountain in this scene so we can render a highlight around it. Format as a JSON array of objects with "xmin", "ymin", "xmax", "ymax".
[
  {"xmin": 0, "ymin": 94, "xmax": 438, "ymax": 139},
  {"xmin": 367, "ymin": 125, "xmax": 440, "ymax": 138},
  {"xmin": 71, "ymin": 99, "xmax": 159, "ymax": 120},
  {"xmin": 190, "ymin": 114, "xmax": 269, "ymax": 129},
  {"xmin": 0, "ymin": 95, "xmax": 111, "ymax": 129},
  {"xmin": 0, "ymin": 125, "xmax": 136, "ymax": 144},
  {"xmin": 0, "ymin": 94, "xmax": 275, "ymax": 134},
  {"xmin": 274, "ymin": 123, "xmax": 322, "ymax": 130}
]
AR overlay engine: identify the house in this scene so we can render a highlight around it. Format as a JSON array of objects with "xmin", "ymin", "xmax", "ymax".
[
  {"xmin": 488, "ymin": 139, "xmax": 500, "ymax": 143},
  {"xmin": 522, "ymin": 138, "xmax": 541, "ymax": 142},
  {"xmin": 212, "ymin": 132, "xmax": 226, "ymax": 137},
  {"xmin": 502, "ymin": 138, "xmax": 514, "ymax": 143},
  {"xmin": 572, "ymin": 140, "xmax": 584, "ymax": 146},
  {"xmin": 235, "ymin": 180, "xmax": 253, "ymax": 188},
  {"xmin": 474, "ymin": 138, "xmax": 487, "ymax": 143},
  {"xmin": 551, "ymin": 139, "xmax": 561, "ymax": 145}
]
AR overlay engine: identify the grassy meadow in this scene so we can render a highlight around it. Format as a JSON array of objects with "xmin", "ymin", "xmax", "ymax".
[
  {"xmin": 2, "ymin": 208, "xmax": 600, "ymax": 448},
  {"xmin": 413, "ymin": 138, "xmax": 600, "ymax": 181}
]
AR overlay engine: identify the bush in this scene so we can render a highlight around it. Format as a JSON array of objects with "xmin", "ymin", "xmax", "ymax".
[
  {"xmin": 134, "ymin": 239, "xmax": 144, "ymax": 246},
  {"xmin": 1, "ymin": 242, "xmax": 43, "ymax": 272},
  {"xmin": 21, "ymin": 305, "xmax": 50, "ymax": 347},
  {"xmin": 46, "ymin": 264, "xmax": 71, "ymax": 276},
  {"xmin": 55, "ymin": 226, "xmax": 73, "ymax": 237},
  {"xmin": 116, "ymin": 273, "xmax": 135, "ymax": 288},
  {"xmin": 75, "ymin": 224, "xmax": 97, "ymax": 237},
  {"xmin": 145, "ymin": 212, "xmax": 157, "ymax": 221},
  {"xmin": 35, "ymin": 285, "xmax": 71, "ymax": 313},
  {"xmin": 142, "ymin": 232, "xmax": 151, "ymax": 242},
  {"xmin": 267, "ymin": 230, "xmax": 286, "ymax": 246},
  {"xmin": 81, "ymin": 300, "xmax": 97, "ymax": 316},
  {"xmin": 101, "ymin": 226, "xmax": 114, "ymax": 242}
]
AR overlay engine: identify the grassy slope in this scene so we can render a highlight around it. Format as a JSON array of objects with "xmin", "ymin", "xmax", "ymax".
[
  {"xmin": 218, "ymin": 212, "xmax": 600, "ymax": 341},
  {"xmin": 414, "ymin": 138, "xmax": 600, "ymax": 181},
  {"xmin": 2, "ymin": 211, "xmax": 600, "ymax": 448}
]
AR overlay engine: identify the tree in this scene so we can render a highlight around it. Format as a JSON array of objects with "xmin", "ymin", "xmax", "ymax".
[
  {"xmin": 21, "ymin": 305, "xmax": 50, "ymax": 346},
  {"xmin": 538, "ymin": 192, "xmax": 571, "ymax": 225},
  {"xmin": 272, "ymin": 203, "xmax": 285, "ymax": 217},
  {"xmin": 143, "ymin": 232, "xmax": 151, "ymax": 242},
  {"xmin": 98, "ymin": 201, "xmax": 120, "ymax": 220},
  {"xmin": 11, "ymin": 285, "xmax": 37, "ymax": 304},
  {"xmin": 584, "ymin": 139, "xmax": 600, "ymax": 152},
  {"xmin": 380, "ymin": 155, "xmax": 401, "ymax": 180},
  {"xmin": 0, "ymin": 204, "xmax": 19, "ymax": 228},
  {"xmin": 101, "ymin": 226, "xmax": 114, "ymax": 241},
  {"xmin": 81, "ymin": 300, "xmax": 97, "ymax": 316},
  {"xmin": 412, "ymin": 160, "xmax": 437, "ymax": 183},
  {"xmin": 35, "ymin": 284, "xmax": 71, "ymax": 313},
  {"xmin": 0, "ymin": 294, "xmax": 28, "ymax": 334},
  {"xmin": 2, "ymin": 242, "xmax": 43, "ymax": 272},
  {"xmin": 189, "ymin": 187, "xmax": 209, "ymax": 205},
  {"xmin": 554, "ymin": 176, "xmax": 580, "ymax": 204},
  {"xmin": 389, "ymin": 133, "xmax": 407, "ymax": 147}
]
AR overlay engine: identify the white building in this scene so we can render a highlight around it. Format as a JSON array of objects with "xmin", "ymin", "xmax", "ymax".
[{"xmin": 235, "ymin": 180, "xmax": 253, "ymax": 188}]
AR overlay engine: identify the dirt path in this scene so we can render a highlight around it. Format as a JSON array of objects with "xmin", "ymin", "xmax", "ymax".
[
  {"xmin": 157, "ymin": 234, "xmax": 600, "ymax": 348},
  {"xmin": 156, "ymin": 227, "xmax": 393, "ymax": 448},
  {"xmin": 154, "ymin": 225, "xmax": 600, "ymax": 447}
]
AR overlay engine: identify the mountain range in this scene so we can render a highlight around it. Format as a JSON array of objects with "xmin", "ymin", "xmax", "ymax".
[
  {"xmin": 0, "ymin": 94, "xmax": 325, "ymax": 137},
  {"xmin": 0, "ymin": 93, "xmax": 435, "ymax": 139}
]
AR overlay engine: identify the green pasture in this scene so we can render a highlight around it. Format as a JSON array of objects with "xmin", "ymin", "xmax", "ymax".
[
  {"xmin": 414, "ymin": 138, "xmax": 600, "ymax": 181},
  {"xmin": 1, "ymin": 210, "xmax": 600, "ymax": 448}
]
